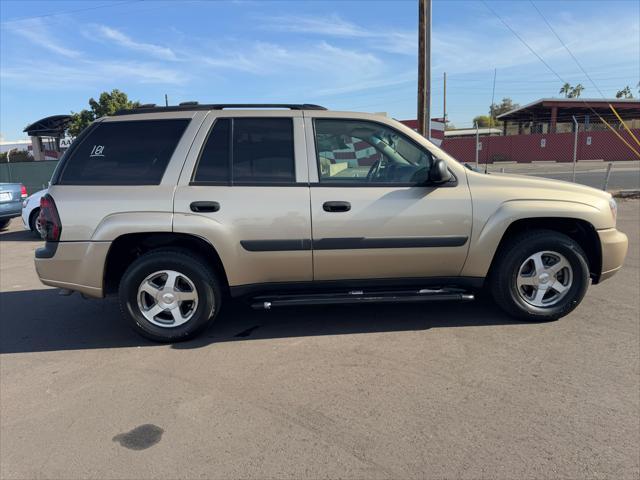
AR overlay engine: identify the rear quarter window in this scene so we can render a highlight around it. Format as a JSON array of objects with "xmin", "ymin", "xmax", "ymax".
[{"xmin": 57, "ymin": 119, "xmax": 190, "ymax": 185}]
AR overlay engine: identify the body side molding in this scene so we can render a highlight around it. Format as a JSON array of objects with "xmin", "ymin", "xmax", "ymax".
[{"xmin": 240, "ymin": 236, "xmax": 468, "ymax": 252}]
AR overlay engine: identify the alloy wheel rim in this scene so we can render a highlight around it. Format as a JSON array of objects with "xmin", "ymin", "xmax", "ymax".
[
  {"xmin": 516, "ymin": 250, "xmax": 573, "ymax": 307},
  {"xmin": 137, "ymin": 270, "xmax": 199, "ymax": 327}
]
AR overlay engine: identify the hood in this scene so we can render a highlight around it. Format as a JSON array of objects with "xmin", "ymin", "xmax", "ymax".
[{"xmin": 479, "ymin": 171, "xmax": 612, "ymax": 201}]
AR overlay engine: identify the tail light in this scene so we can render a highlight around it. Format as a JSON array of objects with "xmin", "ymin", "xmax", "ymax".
[
  {"xmin": 39, "ymin": 194, "xmax": 62, "ymax": 241},
  {"xmin": 20, "ymin": 184, "xmax": 27, "ymax": 199}
]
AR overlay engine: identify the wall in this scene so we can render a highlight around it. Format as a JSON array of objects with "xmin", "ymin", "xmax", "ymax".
[
  {"xmin": 0, "ymin": 161, "xmax": 58, "ymax": 194},
  {"xmin": 441, "ymin": 129, "xmax": 640, "ymax": 164}
]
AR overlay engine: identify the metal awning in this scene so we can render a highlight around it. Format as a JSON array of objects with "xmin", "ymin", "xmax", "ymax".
[
  {"xmin": 23, "ymin": 115, "xmax": 71, "ymax": 137},
  {"xmin": 497, "ymin": 98, "xmax": 640, "ymax": 123}
]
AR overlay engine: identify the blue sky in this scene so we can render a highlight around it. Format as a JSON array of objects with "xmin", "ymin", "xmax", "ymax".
[{"xmin": 1, "ymin": 0, "xmax": 639, "ymax": 140}]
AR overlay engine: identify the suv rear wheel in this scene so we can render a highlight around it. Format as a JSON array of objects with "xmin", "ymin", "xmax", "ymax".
[
  {"xmin": 490, "ymin": 230, "xmax": 590, "ymax": 321},
  {"xmin": 118, "ymin": 249, "xmax": 221, "ymax": 342}
]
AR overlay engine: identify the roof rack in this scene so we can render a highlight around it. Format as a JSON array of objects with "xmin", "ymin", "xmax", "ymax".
[{"xmin": 114, "ymin": 103, "xmax": 327, "ymax": 115}]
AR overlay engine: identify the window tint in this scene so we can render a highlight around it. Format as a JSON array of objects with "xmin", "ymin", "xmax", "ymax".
[
  {"xmin": 233, "ymin": 118, "xmax": 295, "ymax": 183},
  {"xmin": 59, "ymin": 120, "xmax": 189, "ymax": 185},
  {"xmin": 315, "ymin": 119, "xmax": 433, "ymax": 184},
  {"xmin": 193, "ymin": 118, "xmax": 230, "ymax": 183}
]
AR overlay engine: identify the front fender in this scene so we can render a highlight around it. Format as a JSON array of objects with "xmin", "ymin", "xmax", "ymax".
[{"xmin": 461, "ymin": 199, "xmax": 608, "ymax": 278}]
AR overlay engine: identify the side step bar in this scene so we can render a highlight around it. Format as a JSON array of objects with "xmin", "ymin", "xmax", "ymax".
[{"xmin": 250, "ymin": 288, "xmax": 475, "ymax": 310}]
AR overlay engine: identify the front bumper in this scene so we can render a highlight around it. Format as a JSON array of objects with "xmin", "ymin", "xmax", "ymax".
[
  {"xmin": 21, "ymin": 207, "xmax": 30, "ymax": 230},
  {"xmin": 597, "ymin": 228, "xmax": 628, "ymax": 282},
  {"xmin": 34, "ymin": 241, "xmax": 111, "ymax": 298}
]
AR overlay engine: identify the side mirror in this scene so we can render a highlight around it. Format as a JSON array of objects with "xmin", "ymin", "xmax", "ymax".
[{"xmin": 429, "ymin": 158, "xmax": 452, "ymax": 184}]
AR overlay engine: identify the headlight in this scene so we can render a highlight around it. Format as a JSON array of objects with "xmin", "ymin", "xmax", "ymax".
[{"xmin": 609, "ymin": 197, "xmax": 617, "ymax": 225}]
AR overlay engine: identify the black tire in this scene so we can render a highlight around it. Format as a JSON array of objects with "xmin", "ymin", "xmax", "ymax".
[
  {"xmin": 489, "ymin": 230, "xmax": 590, "ymax": 322},
  {"xmin": 0, "ymin": 219, "xmax": 10, "ymax": 230},
  {"xmin": 118, "ymin": 249, "xmax": 222, "ymax": 342},
  {"xmin": 29, "ymin": 208, "xmax": 41, "ymax": 237}
]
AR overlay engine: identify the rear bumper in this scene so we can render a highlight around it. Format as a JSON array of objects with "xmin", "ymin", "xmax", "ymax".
[
  {"xmin": 34, "ymin": 241, "xmax": 111, "ymax": 298},
  {"xmin": 0, "ymin": 202, "xmax": 21, "ymax": 219},
  {"xmin": 598, "ymin": 228, "xmax": 628, "ymax": 282}
]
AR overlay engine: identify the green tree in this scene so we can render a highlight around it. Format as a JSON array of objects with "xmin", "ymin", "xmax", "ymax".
[
  {"xmin": 488, "ymin": 97, "xmax": 518, "ymax": 124},
  {"xmin": 68, "ymin": 89, "xmax": 140, "ymax": 137},
  {"xmin": 559, "ymin": 82, "xmax": 572, "ymax": 97},
  {"xmin": 473, "ymin": 115, "xmax": 496, "ymax": 128},
  {"xmin": 569, "ymin": 83, "xmax": 584, "ymax": 98},
  {"xmin": 615, "ymin": 86, "xmax": 634, "ymax": 99},
  {"xmin": 490, "ymin": 98, "xmax": 518, "ymax": 117},
  {"xmin": 559, "ymin": 83, "xmax": 585, "ymax": 98}
]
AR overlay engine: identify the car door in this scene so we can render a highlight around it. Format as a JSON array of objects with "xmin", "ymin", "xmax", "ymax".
[
  {"xmin": 306, "ymin": 115, "xmax": 472, "ymax": 281},
  {"xmin": 173, "ymin": 110, "xmax": 312, "ymax": 288}
]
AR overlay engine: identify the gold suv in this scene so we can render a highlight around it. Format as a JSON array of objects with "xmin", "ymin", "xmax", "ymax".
[{"xmin": 34, "ymin": 104, "xmax": 628, "ymax": 342}]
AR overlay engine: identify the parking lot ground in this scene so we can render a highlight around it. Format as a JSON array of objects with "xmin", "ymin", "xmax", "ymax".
[
  {"xmin": 1, "ymin": 201, "xmax": 639, "ymax": 480},
  {"xmin": 485, "ymin": 160, "xmax": 640, "ymax": 191}
]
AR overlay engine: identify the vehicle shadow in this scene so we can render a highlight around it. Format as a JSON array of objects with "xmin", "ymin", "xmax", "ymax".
[
  {"xmin": 0, "ymin": 288, "xmax": 532, "ymax": 354},
  {"xmin": 0, "ymin": 228, "xmax": 40, "ymax": 242}
]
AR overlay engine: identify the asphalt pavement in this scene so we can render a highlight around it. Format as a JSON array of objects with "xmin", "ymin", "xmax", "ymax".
[
  {"xmin": 486, "ymin": 160, "xmax": 640, "ymax": 191},
  {"xmin": 0, "ymin": 201, "xmax": 638, "ymax": 479}
]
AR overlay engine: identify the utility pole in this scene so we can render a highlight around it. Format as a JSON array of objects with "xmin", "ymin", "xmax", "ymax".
[
  {"xmin": 417, "ymin": 0, "xmax": 431, "ymax": 138},
  {"xmin": 443, "ymin": 71, "xmax": 447, "ymax": 127},
  {"xmin": 165, "ymin": 94, "xmax": 169, "ymax": 107}
]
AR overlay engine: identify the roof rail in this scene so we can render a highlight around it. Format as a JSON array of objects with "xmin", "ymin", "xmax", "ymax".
[{"xmin": 113, "ymin": 103, "xmax": 327, "ymax": 115}]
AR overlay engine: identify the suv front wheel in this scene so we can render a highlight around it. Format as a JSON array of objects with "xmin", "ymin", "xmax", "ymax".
[
  {"xmin": 119, "ymin": 249, "xmax": 221, "ymax": 342},
  {"xmin": 490, "ymin": 230, "xmax": 590, "ymax": 321}
]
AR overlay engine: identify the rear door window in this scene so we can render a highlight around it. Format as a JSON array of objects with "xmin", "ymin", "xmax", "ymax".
[
  {"xmin": 58, "ymin": 119, "xmax": 189, "ymax": 185},
  {"xmin": 192, "ymin": 118, "xmax": 231, "ymax": 183},
  {"xmin": 232, "ymin": 118, "xmax": 295, "ymax": 184},
  {"xmin": 192, "ymin": 117, "xmax": 295, "ymax": 185}
]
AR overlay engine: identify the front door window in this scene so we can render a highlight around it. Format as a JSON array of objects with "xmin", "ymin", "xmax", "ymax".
[{"xmin": 314, "ymin": 119, "xmax": 433, "ymax": 185}]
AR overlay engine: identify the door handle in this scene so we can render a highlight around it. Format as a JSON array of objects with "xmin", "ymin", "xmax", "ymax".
[
  {"xmin": 323, "ymin": 201, "xmax": 351, "ymax": 212},
  {"xmin": 190, "ymin": 201, "xmax": 220, "ymax": 213}
]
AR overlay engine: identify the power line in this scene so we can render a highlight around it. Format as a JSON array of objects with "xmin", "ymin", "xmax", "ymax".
[
  {"xmin": 1, "ymin": 1, "xmax": 144, "ymax": 24},
  {"xmin": 528, "ymin": 0, "xmax": 638, "ymax": 147},
  {"xmin": 480, "ymin": 0, "xmax": 567, "ymax": 86},
  {"xmin": 480, "ymin": 0, "xmax": 640, "ymax": 158},
  {"xmin": 528, "ymin": 0, "xmax": 607, "ymax": 98}
]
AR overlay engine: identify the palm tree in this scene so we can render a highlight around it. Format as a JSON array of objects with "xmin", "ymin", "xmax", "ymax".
[
  {"xmin": 616, "ymin": 86, "xmax": 633, "ymax": 99},
  {"xmin": 559, "ymin": 83, "xmax": 572, "ymax": 97},
  {"xmin": 569, "ymin": 84, "xmax": 584, "ymax": 98}
]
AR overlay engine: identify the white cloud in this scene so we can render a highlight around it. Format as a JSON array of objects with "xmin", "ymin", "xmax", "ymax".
[
  {"xmin": 431, "ymin": 12, "xmax": 639, "ymax": 75},
  {"xmin": 195, "ymin": 40, "xmax": 383, "ymax": 79},
  {"xmin": 261, "ymin": 11, "xmax": 638, "ymax": 75},
  {"xmin": 1, "ymin": 59, "xmax": 188, "ymax": 88},
  {"xmin": 95, "ymin": 25, "xmax": 177, "ymax": 60},
  {"xmin": 5, "ymin": 19, "xmax": 82, "ymax": 58},
  {"xmin": 314, "ymin": 72, "xmax": 416, "ymax": 97},
  {"xmin": 261, "ymin": 14, "xmax": 416, "ymax": 56},
  {"xmin": 263, "ymin": 14, "xmax": 369, "ymax": 37}
]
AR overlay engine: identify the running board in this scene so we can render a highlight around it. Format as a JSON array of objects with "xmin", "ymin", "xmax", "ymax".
[{"xmin": 250, "ymin": 288, "xmax": 475, "ymax": 310}]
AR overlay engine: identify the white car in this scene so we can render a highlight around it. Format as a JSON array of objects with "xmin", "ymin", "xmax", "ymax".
[{"xmin": 22, "ymin": 188, "xmax": 47, "ymax": 237}]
